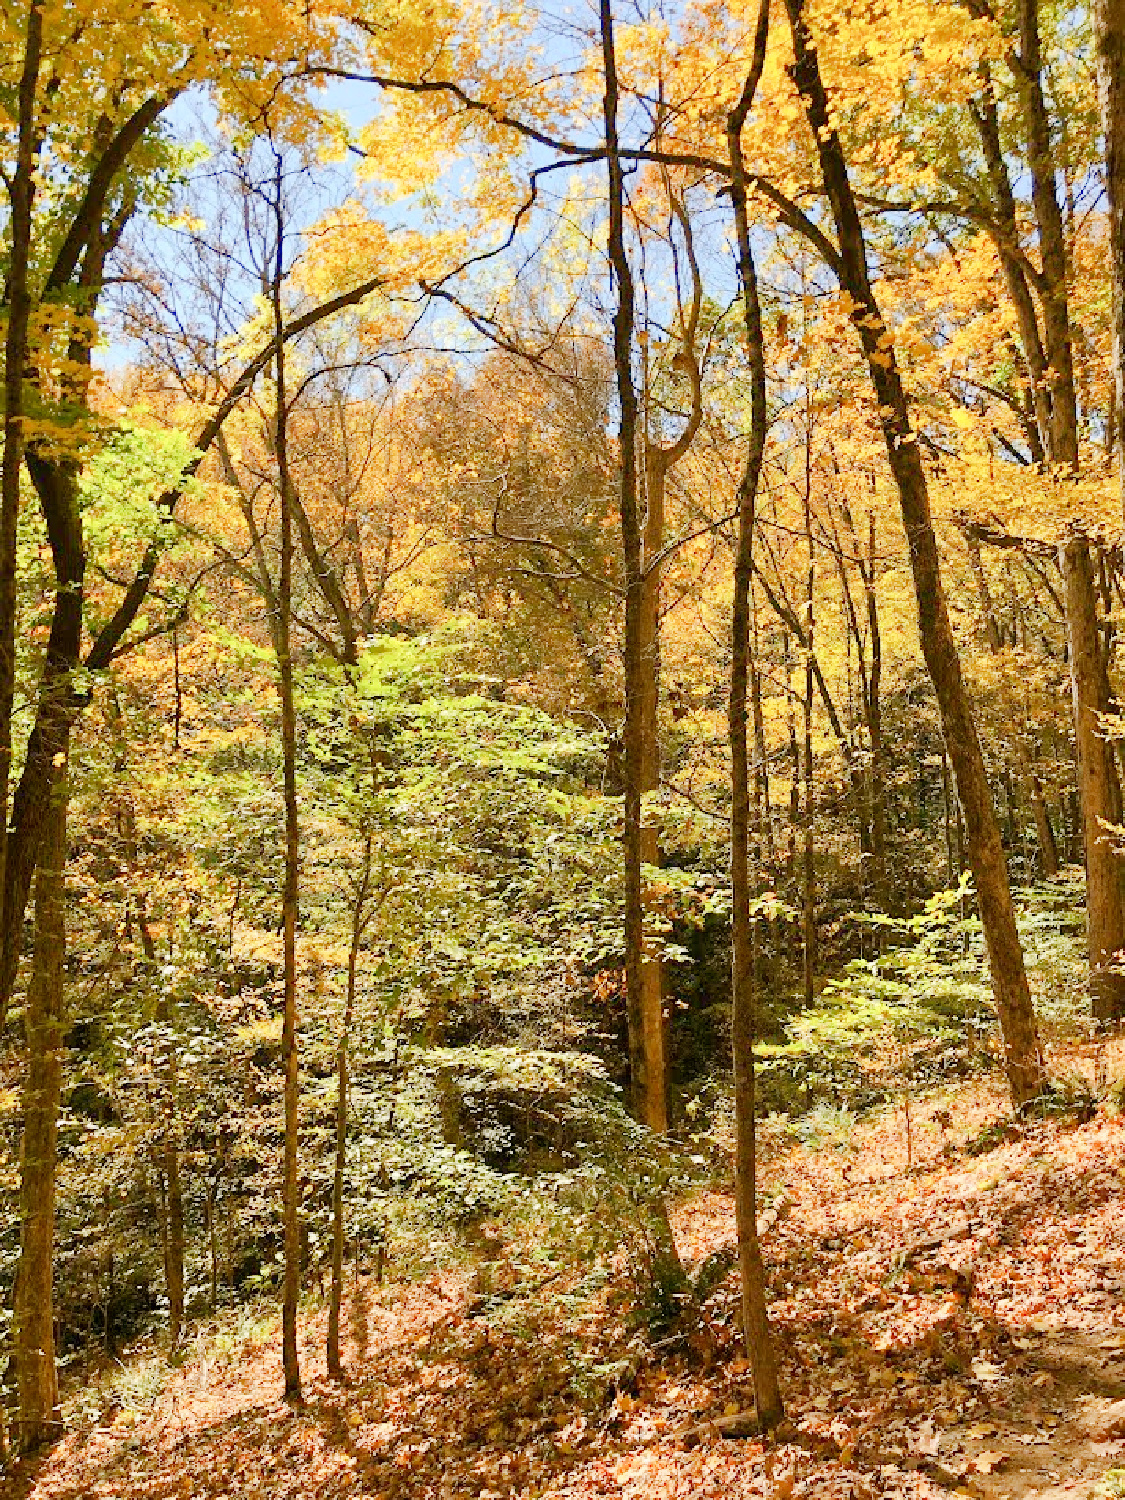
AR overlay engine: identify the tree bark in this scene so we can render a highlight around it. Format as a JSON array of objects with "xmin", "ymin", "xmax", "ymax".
[
  {"xmin": 633, "ymin": 186, "xmax": 703, "ymax": 1133},
  {"xmin": 154, "ymin": 975, "xmax": 185, "ymax": 1346},
  {"xmin": 1, "ymin": 450, "xmax": 85, "ymax": 1023},
  {"xmin": 1061, "ymin": 535, "xmax": 1125, "ymax": 1019},
  {"xmin": 1095, "ymin": 0, "xmax": 1125, "ymax": 510},
  {"xmin": 638, "ymin": 450, "xmax": 668, "ymax": 1131},
  {"xmin": 122, "ymin": 768, "xmax": 187, "ymax": 1346},
  {"xmin": 13, "ymin": 779, "xmax": 65, "ymax": 1453},
  {"xmin": 327, "ymin": 947, "xmax": 354, "ymax": 1380},
  {"xmin": 864, "ymin": 513, "xmax": 888, "ymax": 904},
  {"xmin": 961, "ymin": 524, "xmax": 1061, "ymax": 882},
  {"xmin": 1017, "ymin": 0, "xmax": 1080, "ymax": 468},
  {"xmin": 784, "ymin": 0, "xmax": 1045, "ymax": 1108},
  {"xmin": 750, "ymin": 596, "xmax": 774, "ymax": 869},
  {"xmin": 971, "ymin": 67, "xmax": 1052, "ymax": 464},
  {"xmin": 328, "ymin": 826, "xmax": 373, "ymax": 1379},
  {"xmin": 726, "ymin": 0, "xmax": 784, "ymax": 1428},
  {"xmin": 1030, "ymin": 774, "xmax": 1060, "ymax": 877},
  {"xmin": 601, "ymin": 0, "xmax": 648, "ymax": 1126},
  {"xmin": 268, "ymin": 158, "xmax": 303, "ymax": 1404},
  {"xmin": 0, "ymin": 2, "xmax": 43, "ymax": 928},
  {"xmin": 802, "ymin": 424, "xmax": 816, "ymax": 1005}
]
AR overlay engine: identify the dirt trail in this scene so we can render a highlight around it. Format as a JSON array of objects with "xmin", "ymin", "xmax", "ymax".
[
  {"xmin": 963, "ymin": 1328, "xmax": 1125, "ymax": 1500},
  {"xmin": 5, "ymin": 1083, "xmax": 1125, "ymax": 1500}
]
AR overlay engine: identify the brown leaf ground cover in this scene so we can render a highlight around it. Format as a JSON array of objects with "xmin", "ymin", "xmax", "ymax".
[{"xmin": 7, "ymin": 1074, "xmax": 1125, "ymax": 1500}]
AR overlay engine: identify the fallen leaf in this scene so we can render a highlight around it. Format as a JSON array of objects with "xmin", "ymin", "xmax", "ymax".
[{"xmin": 969, "ymin": 1450, "xmax": 1008, "ymax": 1474}]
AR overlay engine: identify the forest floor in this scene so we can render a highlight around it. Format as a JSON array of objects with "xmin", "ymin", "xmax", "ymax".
[{"xmin": 7, "ymin": 1066, "xmax": 1125, "ymax": 1500}]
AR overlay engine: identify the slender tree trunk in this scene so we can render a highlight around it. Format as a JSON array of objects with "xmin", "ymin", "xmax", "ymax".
[
  {"xmin": 632, "ymin": 183, "xmax": 703, "ymax": 1132},
  {"xmin": 973, "ymin": 67, "xmax": 1052, "ymax": 464},
  {"xmin": 802, "ymin": 445, "xmax": 816, "ymax": 1005},
  {"xmin": 601, "ymin": 0, "xmax": 647, "ymax": 1128},
  {"xmin": 637, "ymin": 450, "xmax": 668, "ymax": 1132},
  {"xmin": 864, "ymin": 513, "xmax": 888, "ymax": 905},
  {"xmin": 750, "ymin": 596, "xmax": 774, "ymax": 869},
  {"xmin": 1061, "ymin": 535, "xmax": 1125, "ymax": 1019},
  {"xmin": 327, "ymin": 950, "xmax": 354, "ymax": 1380},
  {"xmin": 785, "ymin": 636, "xmax": 800, "ymax": 884},
  {"xmin": 726, "ymin": 3, "xmax": 784, "ymax": 1427},
  {"xmin": 754, "ymin": 548, "xmax": 869, "ymax": 865},
  {"xmin": 1030, "ymin": 774, "xmax": 1060, "ymax": 877},
  {"xmin": 112, "ymin": 724, "xmax": 187, "ymax": 1349},
  {"xmin": 1018, "ymin": 0, "xmax": 1080, "ymax": 469},
  {"xmin": 328, "ymin": 830, "xmax": 372, "ymax": 1379},
  {"xmin": 802, "ymin": 636, "xmax": 815, "ymax": 1001},
  {"xmin": 1096, "ymin": 0, "xmax": 1125, "ymax": 511},
  {"xmin": 153, "ymin": 964, "xmax": 185, "ymax": 1347},
  {"xmin": 1002, "ymin": 767, "xmax": 1019, "ymax": 850},
  {"xmin": 785, "ymin": 0, "xmax": 1045, "ymax": 1107},
  {"xmin": 13, "ymin": 779, "xmax": 65, "ymax": 1453},
  {"xmin": 942, "ymin": 750, "xmax": 956, "ymax": 887},
  {"xmin": 268, "ymin": 158, "xmax": 302, "ymax": 1404}
]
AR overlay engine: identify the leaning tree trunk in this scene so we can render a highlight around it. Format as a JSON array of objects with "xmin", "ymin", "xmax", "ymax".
[
  {"xmin": 1061, "ymin": 534, "xmax": 1125, "ymax": 1019},
  {"xmin": 785, "ymin": 0, "xmax": 1045, "ymax": 1108},
  {"xmin": 13, "ymin": 778, "xmax": 66, "ymax": 1453},
  {"xmin": 726, "ymin": 0, "xmax": 784, "ymax": 1430}
]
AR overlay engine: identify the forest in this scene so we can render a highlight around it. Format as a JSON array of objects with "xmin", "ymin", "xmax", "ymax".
[{"xmin": 3, "ymin": 0, "xmax": 1125, "ymax": 1496}]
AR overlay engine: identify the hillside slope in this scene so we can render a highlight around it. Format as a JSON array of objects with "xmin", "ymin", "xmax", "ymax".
[{"xmin": 8, "ymin": 1079, "xmax": 1125, "ymax": 1500}]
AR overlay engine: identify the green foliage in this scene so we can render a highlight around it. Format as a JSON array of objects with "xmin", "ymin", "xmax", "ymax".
[{"xmin": 761, "ymin": 876, "xmax": 1090, "ymax": 1113}]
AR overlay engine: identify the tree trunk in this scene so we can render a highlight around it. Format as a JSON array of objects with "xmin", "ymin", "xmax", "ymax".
[
  {"xmin": 864, "ymin": 513, "xmax": 888, "ymax": 906},
  {"xmin": 726, "ymin": 2, "xmax": 784, "ymax": 1427},
  {"xmin": 328, "ymin": 827, "xmax": 372, "ymax": 1380},
  {"xmin": 1095, "ymin": 0, "xmax": 1125, "ymax": 510},
  {"xmin": 942, "ymin": 750, "xmax": 956, "ymax": 887},
  {"xmin": 750, "ymin": 597, "xmax": 774, "ymax": 869},
  {"xmin": 1030, "ymin": 774, "xmax": 1060, "ymax": 877},
  {"xmin": 785, "ymin": 0, "xmax": 1045, "ymax": 1108},
  {"xmin": 154, "ymin": 971, "xmax": 185, "ymax": 1348},
  {"xmin": 1, "ymin": 450, "xmax": 85, "ymax": 1025},
  {"xmin": 802, "ymin": 446, "xmax": 816, "ymax": 1005},
  {"xmin": 1017, "ymin": 0, "xmax": 1080, "ymax": 469},
  {"xmin": 601, "ymin": 0, "xmax": 649, "ymax": 1130},
  {"xmin": 13, "ymin": 778, "xmax": 66, "ymax": 1453},
  {"xmin": 973, "ymin": 66, "xmax": 1052, "ymax": 465},
  {"xmin": 117, "ymin": 720, "xmax": 186, "ymax": 1345},
  {"xmin": 326, "ymin": 956, "xmax": 353, "ymax": 1380},
  {"xmin": 0, "ymin": 2, "xmax": 43, "ymax": 931},
  {"xmin": 1061, "ymin": 535, "xmax": 1125, "ymax": 1019},
  {"xmin": 632, "ymin": 182, "xmax": 704, "ymax": 1133},
  {"xmin": 268, "ymin": 159, "xmax": 303, "ymax": 1404},
  {"xmin": 637, "ymin": 449, "xmax": 668, "ymax": 1132}
]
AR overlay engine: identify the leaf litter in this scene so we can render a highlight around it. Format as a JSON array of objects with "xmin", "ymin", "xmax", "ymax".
[{"xmin": 8, "ymin": 1075, "xmax": 1125, "ymax": 1500}]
